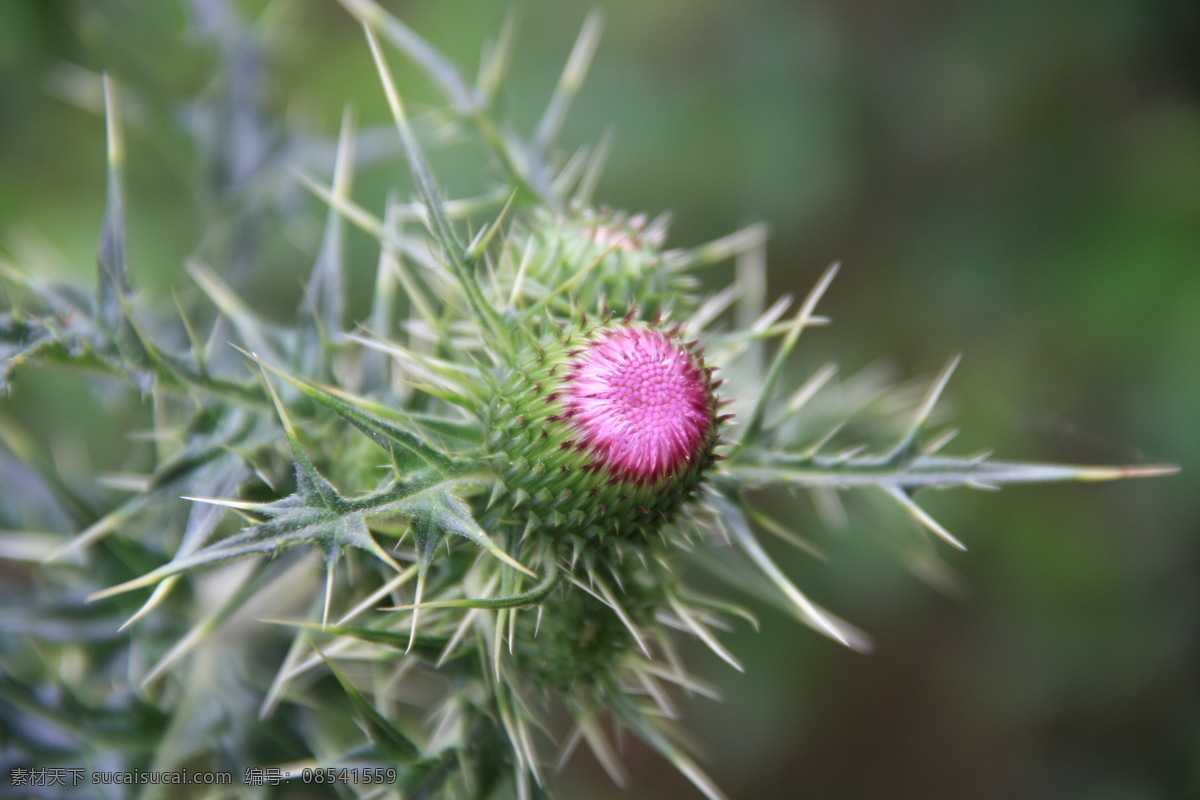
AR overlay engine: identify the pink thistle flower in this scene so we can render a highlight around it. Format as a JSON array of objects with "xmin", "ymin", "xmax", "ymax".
[{"xmin": 559, "ymin": 325, "xmax": 717, "ymax": 485}]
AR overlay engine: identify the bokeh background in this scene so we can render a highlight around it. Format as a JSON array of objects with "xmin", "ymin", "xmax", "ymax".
[{"xmin": 1, "ymin": 1, "xmax": 1197, "ymax": 798}]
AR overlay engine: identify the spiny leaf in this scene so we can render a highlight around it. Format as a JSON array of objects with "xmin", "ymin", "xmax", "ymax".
[
  {"xmin": 259, "ymin": 360, "xmax": 341, "ymax": 511},
  {"xmin": 337, "ymin": 0, "xmax": 479, "ymax": 112},
  {"xmin": 401, "ymin": 489, "xmax": 535, "ymax": 578},
  {"xmin": 47, "ymin": 410, "xmax": 261, "ymax": 562},
  {"xmin": 724, "ymin": 453, "xmax": 1180, "ymax": 491},
  {"xmin": 533, "ymin": 11, "xmax": 604, "ymax": 155},
  {"xmin": 95, "ymin": 74, "xmax": 132, "ymax": 337},
  {"xmin": 267, "ymin": 619, "xmax": 450, "ymax": 662},
  {"xmin": 879, "ymin": 354, "xmax": 961, "ymax": 464},
  {"xmin": 175, "ymin": 459, "xmax": 249, "ymax": 558},
  {"xmin": 139, "ymin": 555, "xmax": 304, "ymax": 686},
  {"xmin": 665, "ymin": 590, "xmax": 743, "ymax": 672},
  {"xmin": 740, "ymin": 500, "xmax": 826, "ymax": 560},
  {"xmin": 609, "ymin": 693, "xmax": 728, "ymax": 800},
  {"xmin": 673, "ymin": 588, "xmax": 759, "ymax": 632},
  {"xmin": 242, "ymin": 348, "xmax": 455, "ymax": 473},
  {"xmin": 299, "ymin": 105, "xmax": 355, "ymax": 372},
  {"xmin": 317, "ymin": 648, "xmax": 421, "ymax": 761},
  {"xmin": 882, "ymin": 484, "xmax": 967, "ymax": 551},
  {"xmin": 87, "ymin": 501, "xmax": 399, "ymax": 602},
  {"xmin": 737, "ymin": 261, "xmax": 839, "ymax": 449},
  {"xmin": 407, "ymin": 494, "xmax": 445, "ymax": 653},
  {"xmin": 0, "ymin": 313, "xmax": 57, "ymax": 391},
  {"xmin": 390, "ymin": 556, "xmax": 558, "ymax": 611},
  {"xmin": 362, "ymin": 23, "xmax": 517, "ymax": 357},
  {"xmin": 364, "ymin": 405, "xmax": 483, "ymax": 446},
  {"xmin": 710, "ymin": 491, "xmax": 872, "ymax": 653},
  {"xmin": 476, "ymin": 12, "xmax": 517, "ymax": 103},
  {"xmin": 187, "ymin": 261, "xmax": 287, "ymax": 361},
  {"xmin": 570, "ymin": 127, "xmax": 613, "ymax": 208},
  {"xmin": 667, "ymin": 222, "xmax": 770, "ymax": 271}
]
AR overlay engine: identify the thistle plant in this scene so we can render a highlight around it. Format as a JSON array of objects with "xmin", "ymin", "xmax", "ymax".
[{"xmin": 0, "ymin": 3, "xmax": 1177, "ymax": 799}]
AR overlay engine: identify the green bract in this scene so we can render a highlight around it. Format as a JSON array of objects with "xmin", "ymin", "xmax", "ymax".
[{"xmin": 485, "ymin": 316, "xmax": 723, "ymax": 543}]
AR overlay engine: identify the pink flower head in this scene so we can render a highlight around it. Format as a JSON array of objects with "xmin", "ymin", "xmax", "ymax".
[{"xmin": 558, "ymin": 325, "xmax": 716, "ymax": 485}]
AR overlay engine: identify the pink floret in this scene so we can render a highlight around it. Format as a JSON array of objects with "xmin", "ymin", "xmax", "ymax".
[{"xmin": 562, "ymin": 326, "xmax": 713, "ymax": 484}]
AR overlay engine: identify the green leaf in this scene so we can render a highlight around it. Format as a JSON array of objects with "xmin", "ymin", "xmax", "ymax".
[
  {"xmin": 737, "ymin": 262, "xmax": 839, "ymax": 449},
  {"xmin": 269, "ymin": 619, "xmax": 450, "ymax": 662},
  {"xmin": 393, "ymin": 556, "xmax": 558, "ymax": 611},
  {"xmin": 362, "ymin": 23, "xmax": 517, "ymax": 357},
  {"xmin": 0, "ymin": 672, "xmax": 167, "ymax": 752},
  {"xmin": 708, "ymin": 491, "xmax": 872, "ymax": 652},
  {"xmin": 400, "ymin": 751, "xmax": 460, "ymax": 799},
  {"xmin": 401, "ymin": 489, "xmax": 534, "ymax": 578},
  {"xmin": 318, "ymin": 650, "xmax": 421, "ymax": 762},
  {"xmin": 138, "ymin": 554, "xmax": 306, "ymax": 686},
  {"xmin": 259, "ymin": 362, "xmax": 341, "ymax": 511},
  {"xmin": 298, "ymin": 106, "xmax": 354, "ymax": 374},
  {"xmin": 533, "ymin": 11, "xmax": 604, "ymax": 154},
  {"xmin": 609, "ymin": 692, "xmax": 728, "ymax": 800},
  {"xmin": 243, "ymin": 349, "xmax": 456, "ymax": 474},
  {"xmin": 0, "ymin": 313, "xmax": 57, "ymax": 391},
  {"xmin": 337, "ymin": 0, "xmax": 479, "ymax": 113},
  {"xmin": 88, "ymin": 498, "xmax": 401, "ymax": 602},
  {"xmin": 95, "ymin": 75, "xmax": 132, "ymax": 339},
  {"xmin": 48, "ymin": 409, "xmax": 264, "ymax": 561},
  {"xmin": 724, "ymin": 453, "xmax": 1179, "ymax": 491}
]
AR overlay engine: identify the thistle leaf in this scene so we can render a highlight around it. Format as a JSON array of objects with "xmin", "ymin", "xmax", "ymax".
[
  {"xmin": 337, "ymin": 0, "xmax": 479, "ymax": 113},
  {"xmin": 363, "ymin": 24, "xmax": 515, "ymax": 356},
  {"xmin": 0, "ymin": 313, "xmax": 57, "ymax": 392},
  {"xmin": 242, "ymin": 349, "xmax": 455, "ymax": 473},
  {"xmin": 725, "ymin": 453, "xmax": 1180, "ymax": 491},
  {"xmin": 318, "ymin": 649, "xmax": 421, "ymax": 761},
  {"xmin": 88, "ymin": 499, "xmax": 396, "ymax": 602},
  {"xmin": 95, "ymin": 74, "xmax": 132, "ymax": 337},
  {"xmin": 533, "ymin": 11, "xmax": 604, "ymax": 155},
  {"xmin": 48, "ymin": 409, "xmax": 262, "ymax": 561},
  {"xmin": 401, "ymin": 489, "xmax": 535, "ymax": 578},
  {"xmin": 738, "ymin": 261, "xmax": 839, "ymax": 448},
  {"xmin": 270, "ymin": 619, "xmax": 451, "ymax": 661},
  {"xmin": 610, "ymin": 692, "xmax": 728, "ymax": 800},
  {"xmin": 297, "ymin": 106, "xmax": 355, "ymax": 374},
  {"xmin": 710, "ymin": 491, "xmax": 873, "ymax": 653},
  {"xmin": 390, "ymin": 557, "xmax": 558, "ymax": 611}
]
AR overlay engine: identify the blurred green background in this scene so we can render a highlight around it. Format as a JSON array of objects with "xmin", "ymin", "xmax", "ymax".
[{"xmin": 1, "ymin": 1, "xmax": 1197, "ymax": 798}]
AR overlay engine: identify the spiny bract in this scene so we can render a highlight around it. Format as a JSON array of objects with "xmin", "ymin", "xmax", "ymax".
[
  {"xmin": 486, "ymin": 314, "xmax": 723, "ymax": 542},
  {"xmin": 0, "ymin": 4, "xmax": 1175, "ymax": 800}
]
